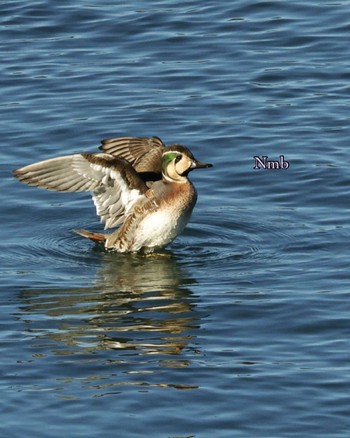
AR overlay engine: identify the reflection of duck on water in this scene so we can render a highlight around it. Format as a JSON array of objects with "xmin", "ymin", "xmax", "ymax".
[{"xmin": 19, "ymin": 253, "xmax": 199, "ymax": 358}]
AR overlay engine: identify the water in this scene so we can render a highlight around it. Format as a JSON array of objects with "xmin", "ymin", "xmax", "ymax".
[{"xmin": 1, "ymin": 1, "xmax": 350, "ymax": 436}]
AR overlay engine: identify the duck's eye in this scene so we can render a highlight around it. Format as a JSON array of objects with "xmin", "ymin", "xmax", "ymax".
[{"xmin": 175, "ymin": 155, "xmax": 182, "ymax": 164}]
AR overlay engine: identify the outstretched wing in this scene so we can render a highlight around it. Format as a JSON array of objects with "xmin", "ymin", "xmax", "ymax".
[
  {"xmin": 100, "ymin": 136, "xmax": 165, "ymax": 174},
  {"xmin": 13, "ymin": 153, "xmax": 148, "ymax": 229}
]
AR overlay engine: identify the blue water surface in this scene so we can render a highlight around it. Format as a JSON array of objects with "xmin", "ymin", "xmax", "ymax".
[{"xmin": 1, "ymin": 1, "xmax": 350, "ymax": 437}]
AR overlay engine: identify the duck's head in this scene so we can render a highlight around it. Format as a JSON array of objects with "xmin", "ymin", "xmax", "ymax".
[{"xmin": 161, "ymin": 145, "xmax": 212, "ymax": 182}]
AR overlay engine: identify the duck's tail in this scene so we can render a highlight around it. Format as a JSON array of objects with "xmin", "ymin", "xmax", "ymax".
[{"xmin": 74, "ymin": 229, "xmax": 106, "ymax": 243}]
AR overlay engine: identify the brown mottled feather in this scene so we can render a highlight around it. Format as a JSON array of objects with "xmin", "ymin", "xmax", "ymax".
[
  {"xmin": 81, "ymin": 153, "xmax": 148, "ymax": 194},
  {"xmin": 100, "ymin": 136, "xmax": 164, "ymax": 161},
  {"xmin": 100, "ymin": 136, "xmax": 166, "ymax": 174}
]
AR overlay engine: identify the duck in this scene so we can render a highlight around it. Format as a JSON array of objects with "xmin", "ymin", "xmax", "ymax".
[{"xmin": 13, "ymin": 136, "xmax": 212, "ymax": 253}]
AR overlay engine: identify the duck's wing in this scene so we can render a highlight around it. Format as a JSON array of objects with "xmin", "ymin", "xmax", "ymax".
[
  {"xmin": 13, "ymin": 153, "xmax": 148, "ymax": 229},
  {"xmin": 100, "ymin": 136, "xmax": 165, "ymax": 174}
]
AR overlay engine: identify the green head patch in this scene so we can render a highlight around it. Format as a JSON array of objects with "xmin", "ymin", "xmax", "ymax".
[{"xmin": 162, "ymin": 152, "xmax": 179, "ymax": 171}]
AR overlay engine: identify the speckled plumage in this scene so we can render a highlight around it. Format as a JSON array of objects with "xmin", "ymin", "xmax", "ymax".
[{"xmin": 13, "ymin": 136, "xmax": 212, "ymax": 253}]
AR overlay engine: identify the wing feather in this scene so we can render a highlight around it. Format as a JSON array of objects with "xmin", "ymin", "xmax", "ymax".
[
  {"xmin": 100, "ymin": 136, "xmax": 165, "ymax": 171},
  {"xmin": 13, "ymin": 153, "xmax": 148, "ymax": 229}
]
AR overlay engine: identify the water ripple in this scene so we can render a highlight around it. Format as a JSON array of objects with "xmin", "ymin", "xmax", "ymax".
[
  {"xmin": 172, "ymin": 208, "xmax": 295, "ymax": 269},
  {"xmin": 6, "ymin": 216, "xmax": 100, "ymax": 274}
]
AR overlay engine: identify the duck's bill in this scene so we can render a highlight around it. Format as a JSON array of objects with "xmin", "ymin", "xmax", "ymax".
[{"xmin": 192, "ymin": 160, "xmax": 213, "ymax": 169}]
